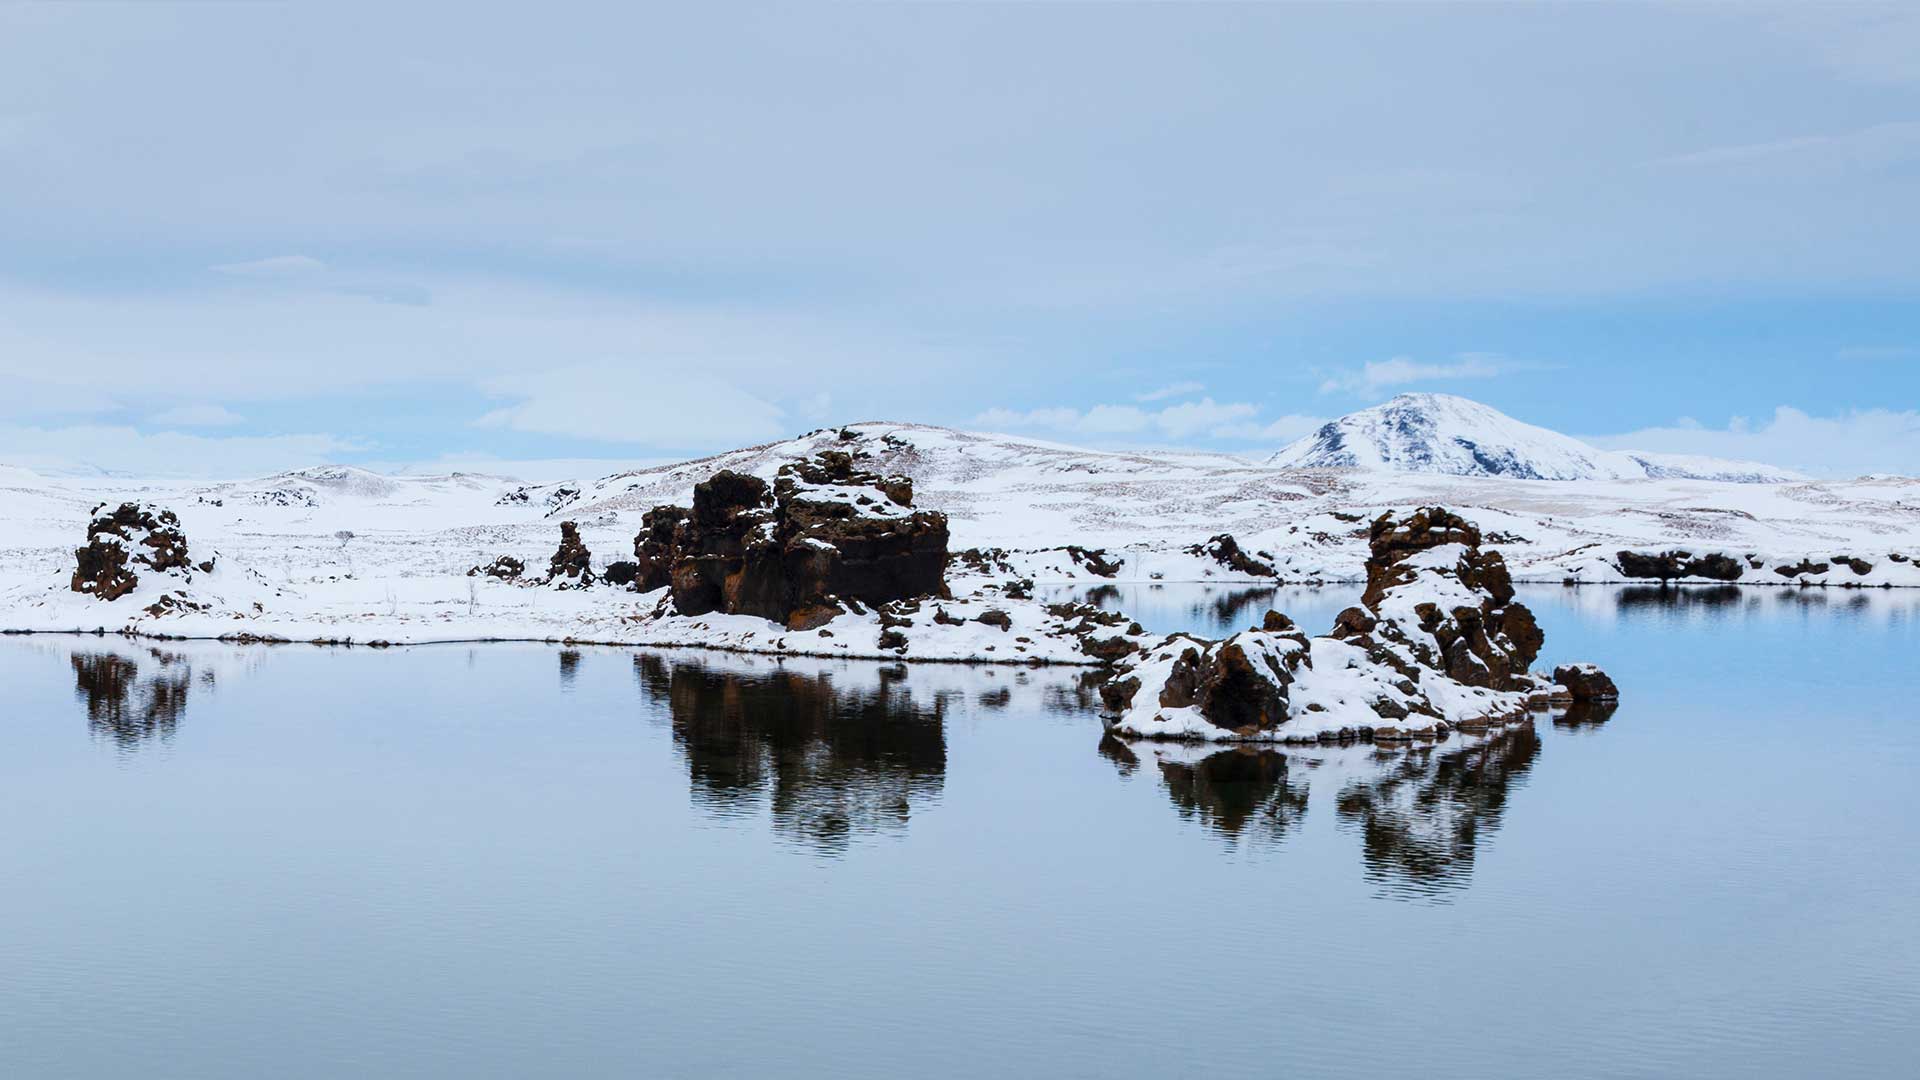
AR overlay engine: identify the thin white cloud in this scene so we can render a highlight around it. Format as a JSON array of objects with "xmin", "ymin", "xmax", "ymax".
[
  {"xmin": 1836, "ymin": 345, "xmax": 1916, "ymax": 361},
  {"xmin": 1133, "ymin": 381, "xmax": 1205, "ymax": 403},
  {"xmin": 149, "ymin": 403, "xmax": 245, "ymax": 427},
  {"xmin": 210, "ymin": 254, "xmax": 327, "ymax": 278},
  {"xmin": 0, "ymin": 374, "xmax": 122, "ymax": 419},
  {"xmin": 1773, "ymin": 6, "xmax": 1920, "ymax": 85},
  {"xmin": 1588, "ymin": 406, "xmax": 1920, "ymax": 479},
  {"xmin": 1319, "ymin": 353, "xmax": 1512, "ymax": 395},
  {"xmin": 974, "ymin": 406, "xmax": 1084, "ymax": 432},
  {"xmin": 1215, "ymin": 414, "xmax": 1326, "ymax": 444},
  {"xmin": 0, "ymin": 279, "xmax": 970, "ymax": 440},
  {"xmin": 1154, "ymin": 398, "xmax": 1258, "ymax": 439},
  {"xmin": 1652, "ymin": 121, "xmax": 1920, "ymax": 175},
  {"xmin": 476, "ymin": 364, "xmax": 788, "ymax": 447},
  {"xmin": 0, "ymin": 424, "xmax": 360, "ymax": 479},
  {"xmin": 973, "ymin": 397, "xmax": 1276, "ymax": 443}
]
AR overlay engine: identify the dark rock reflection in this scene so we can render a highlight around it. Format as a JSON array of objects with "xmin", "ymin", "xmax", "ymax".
[
  {"xmin": 634, "ymin": 655, "xmax": 946, "ymax": 854},
  {"xmin": 1109, "ymin": 737, "xmax": 1310, "ymax": 842},
  {"xmin": 71, "ymin": 649, "xmax": 201, "ymax": 750},
  {"xmin": 1553, "ymin": 700, "xmax": 1619, "ymax": 731},
  {"xmin": 1103, "ymin": 721, "xmax": 1545, "ymax": 897},
  {"xmin": 1202, "ymin": 587, "xmax": 1282, "ymax": 632},
  {"xmin": 1334, "ymin": 724, "xmax": 1542, "ymax": 899},
  {"xmin": 1615, "ymin": 584, "xmax": 1746, "ymax": 611}
]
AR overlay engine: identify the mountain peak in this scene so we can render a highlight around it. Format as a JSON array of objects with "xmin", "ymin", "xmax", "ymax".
[{"xmin": 1268, "ymin": 395, "xmax": 1648, "ymax": 481}]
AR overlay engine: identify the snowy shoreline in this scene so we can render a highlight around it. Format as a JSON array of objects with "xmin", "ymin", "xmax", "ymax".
[{"xmin": 4, "ymin": 413, "xmax": 1915, "ymax": 685}]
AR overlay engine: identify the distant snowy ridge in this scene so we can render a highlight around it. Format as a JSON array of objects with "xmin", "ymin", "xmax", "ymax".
[
  {"xmin": 196, "ymin": 466, "xmax": 511, "ymax": 509},
  {"xmin": 1617, "ymin": 451, "xmax": 1807, "ymax": 485},
  {"xmin": 1268, "ymin": 393, "xmax": 1796, "ymax": 484}
]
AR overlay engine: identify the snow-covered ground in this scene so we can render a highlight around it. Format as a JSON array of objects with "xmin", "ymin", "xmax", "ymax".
[{"xmin": 2, "ymin": 409, "xmax": 1916, "ymax": 654}]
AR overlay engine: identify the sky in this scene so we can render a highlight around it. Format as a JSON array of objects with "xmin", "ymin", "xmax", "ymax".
[{"xmin": 1, "ymin": 2, "xmax": 1917, "ymax": 480}]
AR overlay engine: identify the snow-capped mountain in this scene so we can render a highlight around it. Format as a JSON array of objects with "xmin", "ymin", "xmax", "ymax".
[
  {"xmin": 1268, "ymin": 394, "xmax": 1643, "ymax": 480},
  {"xmin": 1267, "ymin": 393, "xmax": 1799, "ymax": 484}
]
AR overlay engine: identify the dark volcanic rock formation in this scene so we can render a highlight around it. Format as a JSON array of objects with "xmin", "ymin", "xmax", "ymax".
[
  {"xmin": 470, "ymin": 555, "xmax": 525, "ymax": 580},
  {"xmin": 1187, "ymin": 533, "xmax": 1277, "ymax": 578},
  {"xmin": 631, "ymin": 505, "xmax": 688, "ymax": 592},
  {"xmin": 1616, "ymin": 550, "xmax": 1744, "ymax": 581},
  {"xmin": 1342, "ymin": 507, "xmax": 1542, "ymax": 692},
  {"xmin": 1552, "ymin": 663, "xmax": 1619, "ymax": 702},
  {"xmin": 1065, "ymin": 546, "xmax": 1122, "ymax": 578},
  {"xmin": 548, "ymin": 521, "xmax": 595, "ymax": 587},
  {"xmin": 71, "ymin": 503, "xmax": 208, "ymax": 601},
  {"xmin": 639, "ymin": 450, "xmax": 950, "ymax": 628}
]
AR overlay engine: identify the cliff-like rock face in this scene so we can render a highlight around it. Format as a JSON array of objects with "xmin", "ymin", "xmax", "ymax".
[
  {"xmin": 1104, "ymin": 506, "xmax": 1555, "ymax": 743},
  {"xmin": 640, "ymin": 450, "xmax": 950, "ymax": 629},
  {"xmin": 71, "ymin": 503, "xmax": 212, "ymax": 602}
]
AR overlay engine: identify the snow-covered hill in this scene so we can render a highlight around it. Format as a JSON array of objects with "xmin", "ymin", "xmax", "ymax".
[
  {"xmin": 1618, "ymin": 451, "xmax": 1807, "ymax": 485},
  {"xmin": 1268, "ymin": 394, "xmax": 1642, "ymax": 480},
  {"xmin": 2, "ymin": 412, "xmax": 1918, "ymax": 649},
  {"xmin": 1267, "ymin": 393, "xmax": 1796, "ymax": 484}
]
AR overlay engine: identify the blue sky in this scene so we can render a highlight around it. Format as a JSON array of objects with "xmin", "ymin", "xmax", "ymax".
[{"xmin": 1, "ymin": 3, "xmax": 1916, "ymax": 478}]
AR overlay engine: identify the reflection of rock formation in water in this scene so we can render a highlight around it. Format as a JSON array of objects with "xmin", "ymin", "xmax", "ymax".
[
  {"xmin": 1200, "ymin": 588, "xmax": 1280, "ymax": 632},
  {"xmin": 635, "ymin": 655, "xmax": 946, "ymax": 853},
  {"xmin": 1105, "ymin": 737, "xmax": 1309, "ymax": 841},
  {"xmin": 71, "ymin": 649, "xmax": 200, "ymax": 749},
  {"xmin": 558, "ymin": 649, "xmax": 581, "ymax": 687},
  {"xmin": 1334, "ymin": 724, "xmax": 1541, "ymax": 897},
  {"xmin": 1107, "ymin": 719, "xmax": 1545, "ymax": 893},
  {"xmin": 1042, "ymin": 669, "xmax": 1108, "ymax": 718},
  {"xmin": 1552, "ymin": 701, "xmax": 1619, "ymax": 731},
  {"xmin": 1615, "ymin": 585, "xmax": 1745, "ymax": 612}
]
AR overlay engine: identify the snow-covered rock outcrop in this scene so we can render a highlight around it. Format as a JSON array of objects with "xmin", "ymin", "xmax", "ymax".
[
  {"xmin": 631, "ymin": 449, "xmax": 952, "ymax": 629},
  {"xmin": 1101, "ymin": 506, "xmax": 1557, "ymax": 743},
  {"xmin": 71, "ymin": 502, "xmax": 213, "ymax": 602}
]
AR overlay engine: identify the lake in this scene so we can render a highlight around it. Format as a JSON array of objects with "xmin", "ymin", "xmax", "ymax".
[{"xmin": 1, "ymin": 584, "xmax": 1916, "ymax": 1078}]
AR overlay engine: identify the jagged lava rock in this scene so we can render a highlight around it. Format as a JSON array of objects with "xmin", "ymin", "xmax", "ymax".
[
  {"xmin": 548, "ymin": 521, "xmax": 595, "ymax": 587},
  {"xmin": 774, "ymin": 451, "xmax": 949, "ymax": 611},
  {"xmin": 1186, "ymin": 533, "xmax": 1277, "ymax": 578},
  {"xmin": 1346, "ymin": 507, "xmax": 1541, "ymax": 692},
  {"xmin": 470, "ymin": 555, "xmax": 525, "ymax": 580},
  {"xmin": 70, "ymin": 502, "xmax": 209, "ymax": 601},
  {"xmin": 631, "ymin": 505, "xmax": 688, "ymax": 592},
  {"xmin": 647, "ymin": 450, "xmax": 951, "ymax": 628}
]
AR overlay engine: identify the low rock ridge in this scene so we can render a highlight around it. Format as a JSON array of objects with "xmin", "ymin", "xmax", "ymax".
[
  {"xmin": 1101, "ymin": 506, "xmax": 1599, "ymax": 743},
  {"xmin": 1582, "ymin": 547, "xmax": 1908, "ymax": 587}
]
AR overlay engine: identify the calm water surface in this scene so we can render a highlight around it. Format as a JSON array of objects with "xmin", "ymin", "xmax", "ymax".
[{"xmin": 2, "ymin": 585, "xmax": 1916, "ymax": 1079}]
